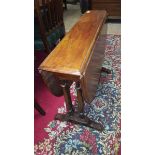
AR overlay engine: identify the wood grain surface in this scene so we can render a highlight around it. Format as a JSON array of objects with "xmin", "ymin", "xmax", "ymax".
[{"xmin": 39, "ymin": 10, "xmax": 107, "ymax": 79}]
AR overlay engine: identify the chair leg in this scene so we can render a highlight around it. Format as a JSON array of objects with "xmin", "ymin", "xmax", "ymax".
[
  {"xmin": 34, "ymin": 102, "xmax": 46, "ymax": 116},
  {"xmin": 63, "ymin": 0, "xmax": 67, "ymax": 10}
]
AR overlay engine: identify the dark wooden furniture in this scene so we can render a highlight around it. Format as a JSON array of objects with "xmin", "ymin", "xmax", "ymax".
[
  {"xmin": 89, "ymin": 0, "xmax": 121, "ymax": 17},
  {"xmin": 34, "ymin": 0, "xmax": 65, "ymax": 53},
  {"xmin": 41, "ymin": 71, "xmax": 63, "ymax": 97},
  {"xmin": 80, "ymin": 0, "xmax": 91, "ymax": 14},
  {"xmin": 34, "ymin": 100, "xmax": 46, "ymax": 116},
  {"xmin": 63, "ymin": 0, "xmax": 67, "ymax": 9},
  {"xmin": 39, "ymin": 10, "xmax": 109, "ymax": 131}
]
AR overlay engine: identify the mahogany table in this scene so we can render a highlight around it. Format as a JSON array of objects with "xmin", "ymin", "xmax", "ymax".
[{"xmin": 39, "ymin": 10, "xmax": 110, "ymax": 131}]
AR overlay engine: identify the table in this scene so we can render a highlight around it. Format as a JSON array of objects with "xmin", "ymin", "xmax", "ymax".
[{"xmin": 39, "ymin": 10, "xmax": 109, "ymax": 131}]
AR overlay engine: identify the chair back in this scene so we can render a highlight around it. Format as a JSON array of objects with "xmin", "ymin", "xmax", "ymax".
[{"xmin": 34, "ymin": 0, "xmax": 65, "ymax": 52}]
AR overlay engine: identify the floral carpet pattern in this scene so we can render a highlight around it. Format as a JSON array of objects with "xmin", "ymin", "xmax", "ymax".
[{"xmin": 34, "ymin": 35, "xmax": 121, "ymax": 155}]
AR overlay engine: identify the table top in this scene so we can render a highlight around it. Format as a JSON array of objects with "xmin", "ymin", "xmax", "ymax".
[{"xmin": 39, "ymin": 10, "xmax": 107, "ymax": 79}]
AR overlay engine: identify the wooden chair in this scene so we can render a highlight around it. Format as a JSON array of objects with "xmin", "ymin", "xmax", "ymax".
[{"xmin": 34, "ymin": 0, "xmax": 65, "ymax": 53}]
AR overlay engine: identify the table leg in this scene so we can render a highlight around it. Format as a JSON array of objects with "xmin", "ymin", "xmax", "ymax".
[
  {"xmin": 55, "ymin": 80, "xmax": 104, "ymax": 131},
  {"xmin": 76, "ymin": 82, "xmax": 84, "ymax": 114},
  {"xmin": 60, "ymin": 80, "xmax": 74, "ymax": 113}
]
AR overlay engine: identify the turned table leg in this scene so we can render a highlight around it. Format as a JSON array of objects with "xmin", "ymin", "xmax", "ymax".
[
  {"xmin": 55, "ymin": 80, "xmax": 74, "ymax": 121},
  {"xmin": 60, "ymin": 80, "xmax": 74, "ymax": 113},
  {"xmin": 55, "ymin": 80, "xmax": 104, "ymax": 131},
  {"xmin": 76, "ymin": 82, "xmax": 84, "ymax": 114}
]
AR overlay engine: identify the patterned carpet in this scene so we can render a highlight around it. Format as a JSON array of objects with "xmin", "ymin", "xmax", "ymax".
[{"xmin": 34, "ymin": 34, "xmax": 121, "ymax": 155}]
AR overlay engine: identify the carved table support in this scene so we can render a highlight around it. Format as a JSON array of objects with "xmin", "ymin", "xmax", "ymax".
[
  {"xmin": 76, "ymin": 82, "xmax": 84, "ymax": 114},
  {"xmin": 55, "ymin": 80, "xmax": 104, "ymax": 131},
  {"xmin": 60, "ymin": 80, "xmax": 74, "ymax": 113}
]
